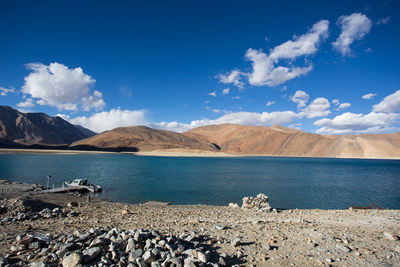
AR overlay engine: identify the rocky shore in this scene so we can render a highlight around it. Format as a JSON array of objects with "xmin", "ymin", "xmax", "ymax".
[{"xmin": 0, "ymin": 180, "xmax": 399, "ymax": 266}]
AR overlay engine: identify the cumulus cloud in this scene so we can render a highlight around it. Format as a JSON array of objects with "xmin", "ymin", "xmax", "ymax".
[
  {"xmin": 60, "ymin": 108, "xmax": 147, "ymax": 133},
  {"xmin": 372, "ymin": 90, "xmax": 400, "ymax": 113},
  {"xmin": 63, "ymin": 109, "xmax": 297, "ymax": 133},
  {"xmin": 218, "ymin": 20, "xmax": 328, "ymax": 88},
  {"xmin": 337, "ymin": 102, "xmax": 351, "ymax": 111},
  {"xmin": 216, "ymin": 70, "xmax": 244, "ymax": 89},
  {"xmin": 208, "ymin": 91, "xmax": 217, "ymax": 97},
  {"xmin": 298, "ymin": 97, "xmax": 330, "ymax": 118},
  {"xmin": 22, "ymin": 62, "xmax": 105, "ymax": 112},
  {"xmin": 269, "ymin": 20, "xmax": 330, "ymax": 61},
  {"xmin": 291, "ymin": 90, "xmax": 309, "ymax": 108},
  {"xmin": 362, "ymin": 93, "xmax": 377, "ymax": 100},
  {"xmin": 152, "ymin": 121, "xmax": 193, "ymax": 133},
  {"xmin": 0, "ymin": 86, "xmax": 15, "ymax": 96},
  {"xmin": 266, "ymin": 100, "xmax": 275, "ymax": 107},
  {"xmin": 245, "ymin": 49, "xmax": 313, "ymax": 87},
  {"xmin": 315, "ymin": 112, "xmax": 399, "ymax": 134},
  {"xmin": 222, "ymin": 88, "xmax": 230, "ymax": 95},
  {"xmin": 189, "ymin": 111, "xmax": 297, "ymax": 128},
  {"xmin": 332, "ymin": 99, "xmax": 340, "ymax": 106},
  {"xmin": 333, "ymin": 13, "xmax": 372, "ymax": 56},
  {"xmin": 17, "ymin": 98, "xmax": 36, "ymax": 108}
]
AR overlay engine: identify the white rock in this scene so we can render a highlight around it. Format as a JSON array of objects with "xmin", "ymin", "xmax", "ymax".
[
  {"xmin": 384, "ymin": 232, "xmax": 399, "ymax": 241},
  {"xmin": 62, "ymin": 252, "xmax": 82, "ymax": 267}
]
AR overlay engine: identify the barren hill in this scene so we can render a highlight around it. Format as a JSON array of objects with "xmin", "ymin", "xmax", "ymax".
[
  {"xmin": 184, "ymin": 124, "xmax": 400, "ymax": 159},
  {"xmin": 0, "ymin": 106, "xmax": 94, "ymax": 146},
  {"xmin": 71, "ymin": 126, "xmax": 219, "ymax": 152}
]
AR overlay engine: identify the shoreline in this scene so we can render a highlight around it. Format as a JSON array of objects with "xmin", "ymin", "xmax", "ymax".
[
  {"xmin": 1, "ymin": 180, "xmax": 399, "ymax": 266},
  {"xmin": 1, "ymin": 147, "xmax": 400, "ymax": 160}
]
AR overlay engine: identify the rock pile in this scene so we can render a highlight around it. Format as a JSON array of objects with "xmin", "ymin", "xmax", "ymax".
[
  {"xmin": 3, "ymin": 227, "xmax": 238, "ymax": 266},
  {"xmin": 241, "ymin": 193, "xmax": 272, "ymax": 212},
  {"xmin": 0, "ymin": 197, "xmax": 78, "ymax": 225},
  {"xmin": 0, "ymin": 207, "xmax": 78, "ymax": 225}
]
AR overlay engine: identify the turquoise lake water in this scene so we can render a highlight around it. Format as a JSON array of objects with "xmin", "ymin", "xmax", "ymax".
[{"xmin": 0, "ymin": 153, "xmax": 399, "ymax": 209}]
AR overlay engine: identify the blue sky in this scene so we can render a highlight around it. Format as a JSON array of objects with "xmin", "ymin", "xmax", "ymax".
[{"xmin": 1, "ymin": 0, "xmax": 400, "ymax": 134}]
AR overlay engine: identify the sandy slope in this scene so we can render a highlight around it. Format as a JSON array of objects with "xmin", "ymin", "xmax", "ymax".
[{"xmin": 185, "ymin": 124, "xmax": 400, "ymax": 159}]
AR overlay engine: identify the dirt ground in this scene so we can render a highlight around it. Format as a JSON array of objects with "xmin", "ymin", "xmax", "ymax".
[{"xmin": 1, "ymin": 180, "xmax": 400, "ymax": 266}]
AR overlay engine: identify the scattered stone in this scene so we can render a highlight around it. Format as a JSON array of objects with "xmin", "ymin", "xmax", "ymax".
[
  {"xmin": 326, "ymin": 258, "xmax": 334, "ymax": 263},
  {"xmin": 336, "ymin": 243, "xmax": 351, "ymax": 252},
  {"xmin": 66, "ymin": 202, "xmax": 78, "ymax": 208},
  {"xmin": 62, "ymin": 252, "xmax": 82, "ymax": 267},
  {"xmin": 121, "ymin": 209, "xmax": 129, "ymax": 215},
  {"xmin": 197, "ymin": 251, "xmax": 208, "ymax": 263},
  {"xmin": 228, "ymin": 203, "xmax": 239, "ymax": 208},
  {"xmin": 214, "ymin": 224, "xmax": 226, "ymax": 230},
  {"xmin": 82, "ymin": 247, "xmax": 101, "ymax": 263},
  {"xmin": 384, "ymin": 232, "xmax": 399, "ymax": 241},
  {"xmin": 143, "ymin": 251, "xmax": 155, "ymax": 263},
  {"xmin": 232, "ymin": 238, "xmax": 241, "ymax": 247}
]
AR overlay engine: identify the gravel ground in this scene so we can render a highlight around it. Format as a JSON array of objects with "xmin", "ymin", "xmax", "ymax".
[{"xmin": 1, "ymin": 180, "xmax": 399, "ymax": 266}]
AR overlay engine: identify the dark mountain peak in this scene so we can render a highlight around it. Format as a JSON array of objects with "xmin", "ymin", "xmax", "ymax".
[{"xmin": 0, "ymin": 106, "xmax": 95, "ymax": 146}]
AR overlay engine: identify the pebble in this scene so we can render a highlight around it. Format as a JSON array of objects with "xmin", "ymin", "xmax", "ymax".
[
  {"xmin": 232, "ymin": 238, "xmax": 241, "ymax": 247},
  {"xmin": 384, "ymin": 232, "xmax": 399, "ymax": 241},
  {"xmin": 336, "ymin": 243, "xmax": 351, "ymax": 252},
  {"xmin": 326, "ymin": 257, "xmax": 334, "ymax": 263}
]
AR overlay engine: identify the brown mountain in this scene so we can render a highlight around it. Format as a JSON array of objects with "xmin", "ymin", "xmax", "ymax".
[
  {"xmin": 0, "ymin": 106, "xmax": 95, "ymax": 146},
  {"xmin": 183, "ymin": 124, "xmax": 400, "ymax": 159},
  {"xmin": 71, "ymin": 126, "xmax": 219, "ymax": 152}
]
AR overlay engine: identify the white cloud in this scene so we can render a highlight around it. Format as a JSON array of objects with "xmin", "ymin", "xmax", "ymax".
[
  {"xmin": 63, "ymin": 109, "xmax": 297, "ymax": 133},
  {"xmin": 337, "ymin": 102, "xmax": 351, "ymax": 110},
  {"xmin": 17, "ymin": 98, "xmax": 36, "ymax": 108},
  {"xmin": 266, "ymin": 100, "xmax": 275, "ymax": 107},
  {"xmin": 362, "ymin": 92, "xmax": 376, "ymax": 100},
  {"xmin": 216, "ymin": 70, "xmax": 244, "ymax": 89},
  {"xmin": 189, "ymin": 111, "xmax": 297, "ymax": 128},
  {"xmin": 152, "ymin": 121, "xmax": 193, "ymax": 133},
  {"xmin": 372, "ymin": 90, "xmax": 400, "ymax": 113},
  {"xmin": 0, "ymin": 86, "xmax": 15, "ymax": 96},
  {"xmin": 232, "ymin": 96, "xmax": 241, "ymax": 100},
  {"xmin": 61, "ymin": 108, "xmax": 147, "ymax": 133},
  {"xmin": 291, "ymin": 90, "xmax": 309, "ymax": 108},
  {"xmin": 377, "ymin": 17, "xmax": 390, "ymax": 25},
  {"xmin": 222, "ymin": 88, "xmax": 230, "ymax": 95},
  {"xmin": 269, "ymin": 20, "xmax": 329, "ymax": 61},
  {"xmin": 298, "ymin": 97, "xmax": 330, "ymax": 118},
  {"xmin": 211, "ymin": 109, "xmax": 231, "ymax": 114},
  {"xmin": 245, "ymin": 48, "xmax": 313, "ymax": 87},
  {"xmin": 315, "ymin": 112, "xmax": 399, "ymax": 134},
  {"xmin": 332, "ymin": 99, "xmax": 340, "ymax": 106},
  {"xmin": 22, "ymin": 62, "xmax": 105, "ymax": 111},
  {"xmin": 218, "ymin": 20, "xmax": 328, "ymax": 88},
  {"xmin": 333, "ymin": 13, "xmax": 372, "ymax": 56},
  {"xmin": 208, "ymin": 91, "xmax": 217, "ymax": 97}
]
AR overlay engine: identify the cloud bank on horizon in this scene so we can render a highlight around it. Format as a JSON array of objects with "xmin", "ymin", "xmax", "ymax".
[{"xmin": 1, "ymin": 6, "xmax": 399, "ymax": 135}]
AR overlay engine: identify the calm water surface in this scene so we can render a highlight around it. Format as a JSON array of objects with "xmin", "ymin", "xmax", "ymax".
[{"xmin": 0, "ymin": 153, "xmax": 399, "ymax": 209}]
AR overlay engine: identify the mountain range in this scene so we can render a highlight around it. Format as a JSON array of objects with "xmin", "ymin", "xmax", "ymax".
[
  {"xmin": 0, "ymin": 106, "xmax": 95, "ymax": 147},
  {"xmin": 1, "ymin": 106, "xmax": 400, "ymax": 159}
]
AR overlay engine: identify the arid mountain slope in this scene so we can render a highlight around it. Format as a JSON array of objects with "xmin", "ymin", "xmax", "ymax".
[
  {"xmin": 71, "ymin": 126, "xmax": 219, "ymax": 152},
  {"xmin": 184, "ymin": 124, "xmax": 400, "ymax": 158},
  {"xmin": 0, "ymin": 106, "xmax": 94, "ymax": 146}
]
